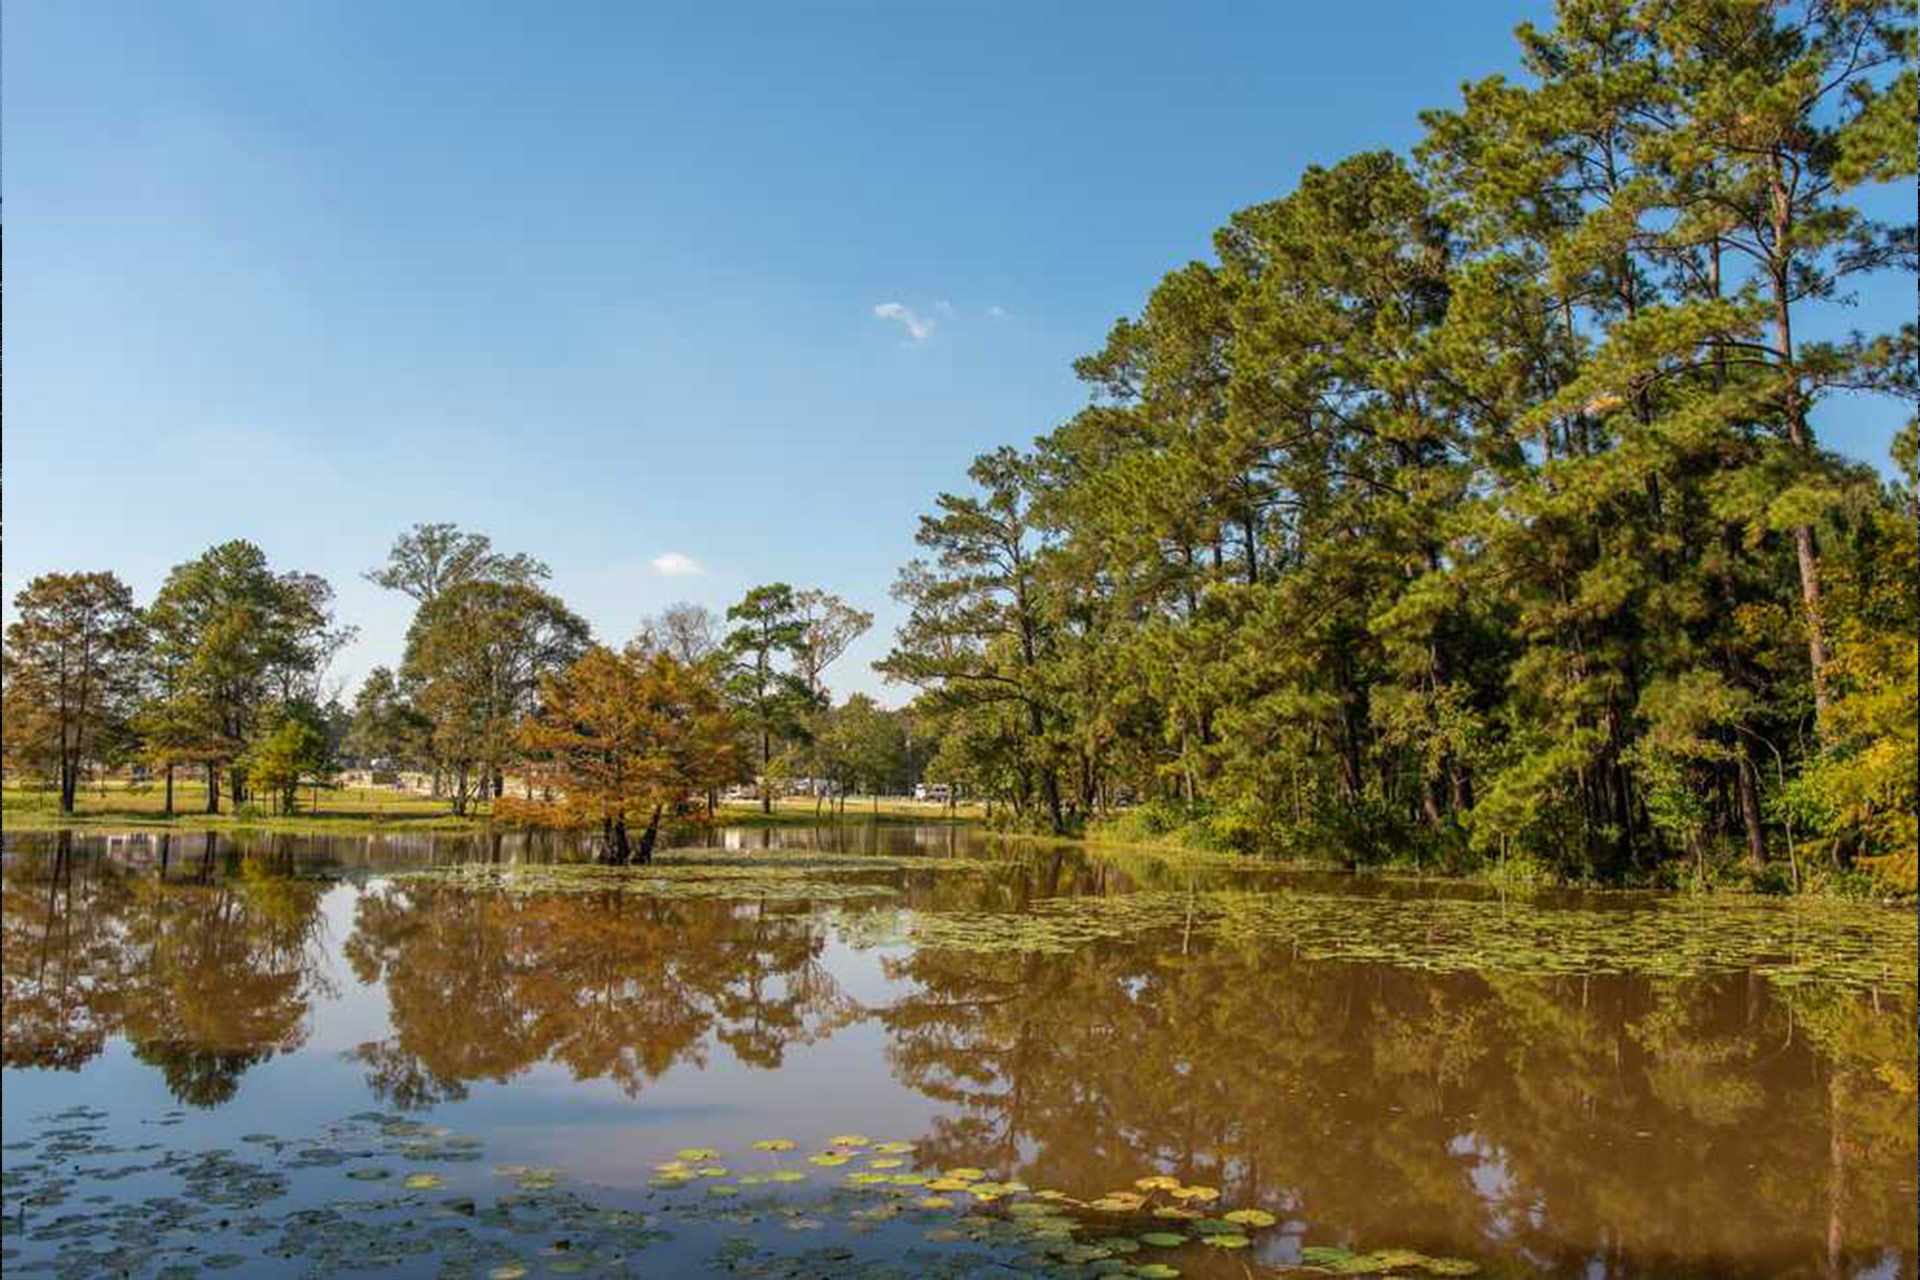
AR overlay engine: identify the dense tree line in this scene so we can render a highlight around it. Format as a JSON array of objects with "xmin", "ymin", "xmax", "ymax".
[
  {"xmin": 2, "ymin": 521, "xmax": 926, "ymax": 859},
  {"xmin": 883, "ymin": 0, "xmax": 1916, "ymax": 889},
  {"xmin": 4, "ymin": 541, "xmax": 355, "ymax": 817}
]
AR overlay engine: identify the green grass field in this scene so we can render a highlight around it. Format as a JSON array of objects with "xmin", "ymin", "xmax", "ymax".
[
  {"xmin": 3, "ymin": 780, "xmax": 486, "ymax": 834},
  {"xmin": 2, "ymin": 781, "xmax": 983, "ymax": 835}
]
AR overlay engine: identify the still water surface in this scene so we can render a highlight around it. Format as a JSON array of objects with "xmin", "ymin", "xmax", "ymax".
[{"xmin": 3, "ymin": 827, "xmax": 1914, "ymax": 1279}]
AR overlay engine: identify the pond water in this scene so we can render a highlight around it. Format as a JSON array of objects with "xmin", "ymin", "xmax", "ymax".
[{"xmin": 3, "ymin": 827, "xmax": 1914, "ymax": 1280}]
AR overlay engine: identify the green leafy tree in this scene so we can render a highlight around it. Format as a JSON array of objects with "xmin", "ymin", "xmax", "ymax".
[
  {"xmin": 243, "ymin": 706, "xmax": 335, "ymax": 814},
  {"xmin": 144, "ymin": 541, "xmax": 351, "ymax": 811},
  {"xmin": 881, "ymin": 448, "xmax": 1066, "ymax": 832},
  {"xmin": 722, "ymin": 584, "xmax": 815, "ymax": 814},
  {"xmin": 400, "ymin": 580, "xmax": 590, "ymax": 816},
  {"xmin": 344, "ymin": 666, "xmax": 431, "ymax": 770},
  {"xmin": 364, "ymin": 522, "xmax": 550, "ymax": 603}
]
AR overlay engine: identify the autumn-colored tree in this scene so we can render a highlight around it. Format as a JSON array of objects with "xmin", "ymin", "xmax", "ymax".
[
  {"xmin": 1, "ymin": 572, "xmax": 148, "ymax": 812},
  {"xmin": 500, "ymin": 644, "xmax": 742, "ymax": 864}
]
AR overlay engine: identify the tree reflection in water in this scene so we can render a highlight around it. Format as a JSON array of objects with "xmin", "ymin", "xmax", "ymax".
[
  {"xmin": 1, "ymin": 832, "xmax": 333, "ymax": 1106},
  {"xmin": 343, "ymin": 884, "xmax": 859, "ymax": 1106},
  {"xmin": 876, "ymin": 937, "xmax": 1916, "ymax": 1280},
  {"xmin": 2, "ymin": 832, "xmax": 1913, "ymax": 1279}
]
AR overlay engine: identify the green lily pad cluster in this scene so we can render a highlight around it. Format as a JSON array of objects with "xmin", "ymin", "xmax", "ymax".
[
  {"xmin": 635, "ymin": 1135, "xmax": 1439, "ymax": 1278},
  {"xmin": 1297, "ymin": 1245, "xmax": 1481, "ymax": 1275},
  {"xmin": 842, "ymin": 887, "xmax": 1916, "ymax": 991}
]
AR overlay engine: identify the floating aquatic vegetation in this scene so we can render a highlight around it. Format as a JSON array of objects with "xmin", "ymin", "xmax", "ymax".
[
  {"xmin": 840, "ymin": 887, "xmax": 1916, "ymax": 991},
  {"xmin": 1, "ymin": 1107, "xmax": 1481, "ymax": 1280},
  {"xmin": 1297, "ymin": 1244, "xmax": 1481, "ymax": 1275}
]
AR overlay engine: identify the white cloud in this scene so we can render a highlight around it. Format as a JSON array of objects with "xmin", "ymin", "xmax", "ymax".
[
  {"xmin": 873, "ymin": 302, "xmax": 936, "ymax": 342},
  {"xmin": 650, "ymin": 551, "xmax": 705, "ymax": 577},
  {"xmin": 987, "ymin": 304, "xmax": 1007, "ymax": 318}
]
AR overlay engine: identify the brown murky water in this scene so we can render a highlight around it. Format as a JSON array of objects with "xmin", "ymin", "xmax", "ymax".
[{"xmin": 3, "ymin": 828, "xmax": 1914, "ymax": 1279}]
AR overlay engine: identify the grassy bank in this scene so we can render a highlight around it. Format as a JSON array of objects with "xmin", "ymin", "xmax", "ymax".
[
  {"xmin": 713, "ymin": 796, "xmax": 985, "ymax": 827},
  {"xmin": 3, "ymin": 783, "xmax": 985, "ymax": 837},
  {"xmin": 1074, "ymin": 802, "xmax": 1907, "ymax": 898}
]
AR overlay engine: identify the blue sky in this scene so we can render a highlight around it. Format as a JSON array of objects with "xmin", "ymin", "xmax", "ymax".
[{"xmin": 6, "ymin": 0, "xmax": 1910, "ymax": 705}]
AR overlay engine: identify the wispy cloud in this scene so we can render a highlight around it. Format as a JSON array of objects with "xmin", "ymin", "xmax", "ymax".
[
  {"xmin": 987, "ymin": 304, "xmax": 1007, "ymax": 318},
  {"xmin": 650, "ymin": 551, "xmax": 705, "ymax": 577},
  {"xmin": 873, "ymin": 302, "xmax": 936, "ymax": 342}
]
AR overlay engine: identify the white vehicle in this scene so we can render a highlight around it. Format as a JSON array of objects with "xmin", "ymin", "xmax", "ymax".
[{"xmin": 914, "ymin": 783, "xmax": 952, "ymax": 803}]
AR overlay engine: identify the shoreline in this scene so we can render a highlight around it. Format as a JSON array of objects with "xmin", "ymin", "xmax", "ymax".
[{"xmin": 1, "ymin": 789, "xmax": 984, "ymax": 838}]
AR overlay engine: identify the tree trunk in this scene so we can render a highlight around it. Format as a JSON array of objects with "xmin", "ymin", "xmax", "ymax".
[
  {"xmin": 1737, "ymin": 749, "xmax": 1767, "ymax": 872},
  {"xmin": 635, "ymin": 804, "xmax": 665, "ymax": 864},
  {"xmin": 1420, "ymin": 773, "xmax": 1444, "ymax": 828},
  {"xmin": 1768, "ymin": 176, "xmax": 1830, "ymax": 718},
  {"xmin": 59, "ymin": 762, "xmax": 77, "ymax": 814},
  {"xmin": 601, "ymin": 815, "xmax": 633, "ymax": 865},
  {"xmin": 1791, "ymin": 522, "xmax": 1830, "ymax": 717},
  {"xmin": 760, "ymin": 730, "xmax": 772, "ymax": 814},
  {"xmin": 163, "ymin": 764, "xmax": 175, "ymax": 817},
  {"xmin": 206, "ymin": 764, "xmax": 220, "ymax": 814}
]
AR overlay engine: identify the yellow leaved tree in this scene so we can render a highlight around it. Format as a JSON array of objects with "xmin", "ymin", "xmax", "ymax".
[{"xmin": 498, "ymin": 644, "xmax": 742, "ymax": 864}]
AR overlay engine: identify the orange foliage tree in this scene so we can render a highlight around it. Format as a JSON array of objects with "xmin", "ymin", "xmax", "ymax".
[{"xmin": 498, "ymin": 644, "xmax": 742, "ymax": 864}]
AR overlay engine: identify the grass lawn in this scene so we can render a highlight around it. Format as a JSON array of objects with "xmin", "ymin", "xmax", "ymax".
[
  {"xmin": 3, "ymin": 780, "xmax": 486, "ymax": 834},
  {"xmin": 3, "ymin": 781, "xmax": 984, "ymax": 835}
]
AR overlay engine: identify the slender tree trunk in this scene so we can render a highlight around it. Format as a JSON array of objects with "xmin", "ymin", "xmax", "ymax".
[
  {"xmin": 760, "ymin": 730, "xmax": 772, "ymax": 814},
  {"xmin": 206, "ymin": 764, "xmax": 220, "ymax": 814},
  {"xmin": 1737, "ymin": 748, "xmax": 1767, "ymax": 872},
  {"xmin": 1768, "ymin": 176, "xmax": 1830, "ymax": 717},
  {"xmin": 1791, "ymin": 519, "xmax": 1830, "ymax": 716},
  {"xmin": 163, "ymin": 764, "xmax": 175, "ymax": 817}
]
